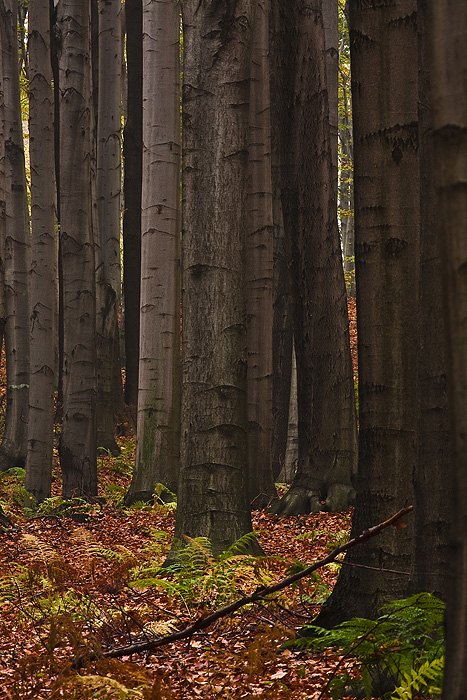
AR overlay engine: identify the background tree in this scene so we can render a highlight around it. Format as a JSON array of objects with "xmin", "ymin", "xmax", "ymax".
[
  {"xmin": 0, "ymin": 18, "xmax": 6, "ymax": 351},
  {"xmin": 95, "ymin": 0, "xmax": 123, "ymax": 455},
  {"xmin": 428, "ymin": 0, "xmax": 467, "ymax": 695},
  {"xmin": 174, "ymin": 0, "xmax": 259, "ymax": 556},
  {"xmin": 246, "ymin": 0, "xmax": 275, "ymax": 507},
  {"xmin": 125, "ymin": 0, "xmax": 181, "ymax": 503},
  {"xmin": 122, "ymin": 0, "xmax": 142, "ymax": 409},
  {"xmin": 25, "ymin": 0, "xmax": 58, "ymax": 501},
  {"xmin": 317, "ymin": 0, "xmax": 419, "ymax": 625},
  {"xmin": 58, "ymin": 0, "xmax": 97, "ymax": 498},
  {"xmin": 0, "ymin": 0, "xmax": 30, "ymax": 471},
  {"xmin": 271, "ymin": 0, "xmax": 357, "ymax": 516}
]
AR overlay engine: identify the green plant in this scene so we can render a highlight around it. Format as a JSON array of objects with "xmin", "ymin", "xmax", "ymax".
[
  {"xmin": 0, "ymin": 467, "xmax": 32, "ymax": 509},
  {"xmin": 292, "ymin": 592, "xmax": 444, "ymax": 699}
]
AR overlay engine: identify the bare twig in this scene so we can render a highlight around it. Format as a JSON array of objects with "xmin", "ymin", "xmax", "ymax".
[{"xmin": 72, "ymin": 505, "xmax": 413, "ymax": 669}]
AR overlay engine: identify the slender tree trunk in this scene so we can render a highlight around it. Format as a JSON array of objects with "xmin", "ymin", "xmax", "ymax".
[
  {"xmin": 247, "ymin": 0, "xmax": 275, "ymax": 507},
  {"xmin": 25, "ymin": 0, "xmax": 58, "ymax": 501},
  {"xmin": 271, "ymin": 0, "xmax": 357, "ymax": 516},
  {"xmin": 125, "ymin": 0, "xmax": 181, "ymax": 503},
  {"xmin": 174, "ymin": 0, "xmax": 260, "ymax": 557},
  {"xmin": 0, "ymin": 0, "xmax": 30, "ymax": 471},
  {"xmin": 428, "ymin": 1, "xmax": 467, "ymax": 696},
  {"xmin": 95, "ymin": 0, "xmax": 123, "ymax": 454},
  {"xmin": 323, "ymin": 0, "xmax": 339, "ymax": 186},
  {"xmin": 122, "ymin": 0, "xmax": 142, "ymax": 409},
  {"xmin": 0, "ymin": 21, "xmax": 6, "ymax": 353},
  {"xmin": 58, "ymin": 0, "xmax": 97, "ymax": 498},
  {"xmin": 270, "ymin": 8, "xmax": 293, "ymax": 483},
  {"xmin": 317, "ymin": 0, "xmax": 419, "ymax": 625}
]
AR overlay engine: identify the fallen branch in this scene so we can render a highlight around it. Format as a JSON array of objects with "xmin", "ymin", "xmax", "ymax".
[{"xmin": 73, "ymin": 505, "xmax": 413, "ymax": 668}]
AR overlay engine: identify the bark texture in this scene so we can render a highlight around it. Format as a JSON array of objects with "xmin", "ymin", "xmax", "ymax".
[
  {"xmin": 122, "ymin": 0, "xmax": 142, "ymax": 408},
  {"xmin": 95, "ymin": 0, "xmax": 123, "ymax": 455},
  {"xmin": 317, "ymin": 0, "xmax": 419, "ymax": 625},
  {"xmin": 175, "ymin": 0, "xmax": 259, "ymax": 556},
  {"xmin": 270, "ymin": 0, "xmax": 357, "ymax": 516},
  {"xmin": 0, "ymin": 0, "xmax": 30, "ymax": 471},
  {"xmin": 412, "ymin": 0, "xmax": 451, "ymax": 601},
  {"xmin": 126, "ymin": 0, "xmax": 181, "ymax": 503},
  {"xmin": 26, "ymin": 0, "xmax": 58, "ymax": 501},
  {"xmin": 246, "ymin": 0, "xmax": 275, "ymax": 507},
  {"xmin": 58, "ymin": 0, "xmax": 97, "ymax": 498},
  {"xmin": 428, "ymin": 1, "xmax": 467, "ymax": 696}
]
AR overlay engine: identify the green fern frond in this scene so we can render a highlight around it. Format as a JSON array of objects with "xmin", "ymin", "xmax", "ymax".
[
  {"xmin": 219, "ymin": 531, "xmax": 258, "ymax": 560},
  {"xmin": 392, "ymin": 656, "xmax": 444, "ymax": 700}
]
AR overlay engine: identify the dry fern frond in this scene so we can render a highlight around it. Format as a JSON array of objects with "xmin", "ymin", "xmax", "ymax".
[
  {"xmin": 53, "ymin": 674, "xmax": 148, "ymax": 699},
  {"xmin": 20, "ymin": 534, "xmax": 68, "ymax": 582},
  {"xmin": 141, "ymin": 619, "xmax": 178, "ymax": 638}
]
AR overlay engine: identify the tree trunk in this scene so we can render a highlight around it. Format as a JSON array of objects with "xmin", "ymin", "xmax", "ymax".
[
  {"xmin": 0, "ymin": 22, "xmax": 6, "ymax": 353},
  {"xmin": 122, "ymin": 0, "xmax": 142, "ymax": 409},
  {"xmin": 0, "ymin": 0, "xmax": 30, "ymax": 471},
  {"xmin": 316, "ymin": 0, "xmax": 419, "ymax": 625},
  {"xmin": 124, "ymin": 0, "xmax": 181, "ymax": 503},
  {"xmin": 95, "ymin": 0, "xmax": 123, "ymax": 455},
  {"xmin": 271, "ymin": 0, "xmax": 357, "ymax": 516},
  {"xmin": 174, "ymin": 0, "xmax": 259, "ymax": 557},
  {"xmin": 270, "ymin": 9, "xmax": 293, "ymax": 484},
  {"xmin": 411, "ymin": 0, "xmax": 451, "ymax": 601},
  {"xmin": 323, "ymin": 0, "xmax": 339, "ymax": 186},
  {"xmin": 246, "ymin": 0, "xmax": 276, "ymax": 508},
  {"xmin": 58, "ymin": 0, "xmax": 98, "ymax": 498},
  {"xmin": 25, "ymin": 0, "xmax": 58, "ymax": 501},
  {"xmin": 428, "ymin": 1, "xmax": 467, "ymax": 696}
]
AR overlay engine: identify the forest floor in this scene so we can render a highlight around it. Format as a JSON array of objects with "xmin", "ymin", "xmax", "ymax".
[{"xmin": 0, "ymin": 301, "xmax": 364, "ymax": 699}]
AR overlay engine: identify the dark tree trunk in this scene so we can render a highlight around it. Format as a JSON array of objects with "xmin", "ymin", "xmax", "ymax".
[
  {"xmin": 316, "ymin": 0, "xmax": 420, "ymax": 626},
  {"xmin": 428, "ymin": 1, "xmax": 467, "ymax": 697},
  {"xmin": 122, "ymin": 0, "xmax": 142, "ymax": 409},
  {"xmin": 270, "ymin": 0, "xmax": 357, "ymax": 516}
]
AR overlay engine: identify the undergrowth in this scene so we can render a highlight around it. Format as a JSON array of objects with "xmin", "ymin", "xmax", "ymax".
[{"xmin": 293, "ymin": 592, "xmax": 444, "ymax": 699}]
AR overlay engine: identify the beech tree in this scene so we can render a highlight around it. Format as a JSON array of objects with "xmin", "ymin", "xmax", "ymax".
[
  {"xmin": 95, "ymin": 0, "xmax": 123, "ymax": 455},
  {"xmin": 174, "ymin": 0, "xmax": 259, "ymax": 556},
  {"xmin": 271, "ymin": 0, "xmax": 357, "ymax": 516},
  {"xmin": 0, "ymin": 20, "xmax": 6, "ymax": 351},
  {"xmin": 317, "ymin": 0, "xmax": 420, "ymax": 625},
  {"xmin": 0, "ymin": 0, "xmax": 30, "ymax": 471},
  {"xmin": 428, "ymin": 0, "xmax": 467, "ymax": 695},
  {"xmin": 246, "ymin": 0, "xmax": 275, "ymax": 507},
  {"xmin": 25, "ymin": 0, "xmax": 58, "ymax": 501},
  {"xmin": 58, "ymin": 0, "xmax": 98, "ymax": 498},
  {"xmin": 122, "ymin": 0, "xmax": 142, "ymax": 409},
  {"xmin": 125, "ymin": 0, "xmax": 181, "ymax": 503}
]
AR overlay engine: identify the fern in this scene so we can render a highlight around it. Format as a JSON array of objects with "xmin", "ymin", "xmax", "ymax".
[{"xmin": 294, "ymin": 592, "xmax": 444, "ymax": 699}]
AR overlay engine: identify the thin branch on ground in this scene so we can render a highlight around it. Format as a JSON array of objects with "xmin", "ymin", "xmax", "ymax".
[{"xmin": 72, "ymin": 505, "xmax": 413, "ymax": 669}]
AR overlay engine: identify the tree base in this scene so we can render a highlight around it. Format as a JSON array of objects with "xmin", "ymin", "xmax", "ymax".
[{"xmin": 270, "ymin": 482, "xmax": 355, "ymax": 516}]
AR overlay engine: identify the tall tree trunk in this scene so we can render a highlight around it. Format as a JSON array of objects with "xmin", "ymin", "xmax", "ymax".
[
  {"xmin": 270, "ymin": 10, "xmax": 293, "ymax": 483},
  {"xmin": 317, "ymin": 0, "xmax": 419, "ymax": 626},
  {"xmin": 174, "ymin": 0, "xmax": 259, "ymax": 557},
  {"xmin": 58, "ymin": 0, "xmax": 97, "ymax": 498},
  {"xmin": 323, "ymin": 0, "xmax": 339, "ymax": 186},
  {"xmin": 125, "ymin": 0, "xmax": 181, "ymax": 502},
  {"xmin": 247, "ymin": 0, "xmax": 275, "ymax": 507},
  {"xmin": 0, "ymin": 0, "xmax": 30, "ymax": 471},
  {"xmin": 428, "ymin": 1, "xmax": 467, "ymax": 696},
  {"xmin": 412, "ymin": 0, "xmax": 451, "ymax": 601},
  {"xmin": 0, "ymin": 21, "xmax": 6, "ymax": 353},
  {"xmin": 271, "ymin": 0, "xmax": 357, "ymax": 516},
  {"xmin": 25, "ymin": 0, "xmax": 58, "ymax": 501},
  {"xmin": 95, "ymin": 0, "xmax": 123, "ymax": 455},
  {"xmin": 122, "ymin": 0, "xmax": 142, "ymax": 409}
]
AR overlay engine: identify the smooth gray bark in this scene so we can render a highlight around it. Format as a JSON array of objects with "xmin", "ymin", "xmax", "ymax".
[
  {"xmin": 0, "ymin": 0, "xmax": 30, "ymax": 471},
  {"xmin": 26, "ymin": 0, "xmax": 58, "ymax": 501}
]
